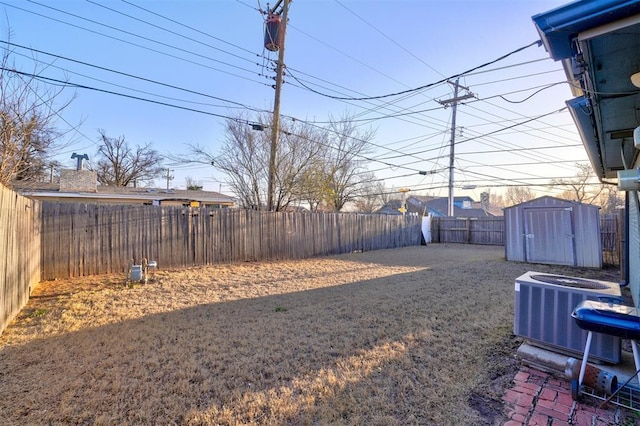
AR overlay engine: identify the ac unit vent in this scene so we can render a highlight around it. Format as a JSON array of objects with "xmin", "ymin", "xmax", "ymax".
[
  {"xmin": 514, "ymin": 271, "xmax": 622, "ymax": 363},
  {"xmin": 528, "ymin": 274, "xmax": 610, "ymax": 290}
]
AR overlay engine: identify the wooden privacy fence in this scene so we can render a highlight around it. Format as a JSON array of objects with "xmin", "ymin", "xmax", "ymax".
[
  {"xmin": 0, "ymin": 185, "xmax": 41, "ymax": 335},
  {"xmin": 601, "ymin": 213, "xmax": 622, "ymax": 266},
  {"xmin": 430, "ymin": 217, "xmax": 505, "ymax": 245},
  {"xmin": 40, "ymin": 203, "xmax": 422, "ymax": 280},
  {"xmin": 429, "ymin": 214, "xmax": 623, "ymax": 266}
]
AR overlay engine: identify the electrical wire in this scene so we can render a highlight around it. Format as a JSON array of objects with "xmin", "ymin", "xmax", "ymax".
[
  {"xmin": 0, "ymin": 12, "xmax": 584, "ymax": 185},
  {"xmin": 25, "ymin": 0, "xmax": 257, "ymax": 77},
  {"xmin": 1, "ymin": 1, "xmax": 266, "ymax": 85},
  {"xmin": 0, "ymin": 67, "xmax": 264, "ymax": 124},
  {"xmin": 291, "ymin": 40, "xmax": 542, "ymax": 101},
  {"xmin": 334, "ymin": 0, "xmax": 445, "ymax": 78},
  {"xmin": 119, "ymin": 0, "xmax": 263, "ymax": 58},
  {"xmin": 5, "ymin": 43, "xmax": 572, "ymax": 175},
  {"xmin": 3, "ymin": 40, "xmax": 269, "ymax": 113}
]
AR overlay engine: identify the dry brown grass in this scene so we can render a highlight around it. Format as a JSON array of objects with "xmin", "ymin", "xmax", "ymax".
[{"xmin": 0, "ymin": 244, "xmax": 620, "ymax": 425}]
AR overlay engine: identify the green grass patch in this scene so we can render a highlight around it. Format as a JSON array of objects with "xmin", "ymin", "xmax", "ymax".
[{"xmin": 29, "ymin": 308, "xmax": 48, "ymax": 318}]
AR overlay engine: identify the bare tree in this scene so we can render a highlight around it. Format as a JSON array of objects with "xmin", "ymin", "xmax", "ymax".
[
  {"xmin": 321, "ymin": 115, "xmax": 376, "ymax": 211},
  {"xmin": 213, "ymin": 115, "xmax": 272, "ymax": 209},
  {"xmin": 185, "ymin": 176, "xmax": 203, "ymax": 191},
  {"xmin": 174, "ymin": 111, "xmax": 373, "ymax": 212},
  {"xmin": 552, "ymin": 163, "xmax": 603, "ymax": 203},
  {"xmin": 297, "ymin": 161, "xmax": 328, "ymax": 212},
  {"xmin": 0, "ymin": 38, "xmax": 75, "ymax": 186},
  {"xmin": 594, "ymin": 184, "xmax": 624, "ymax": 215},
  {"xmin": 505, "ymin": 186, "xmax": 536, "ymax": 206},
  {"xmin": 93, "ymin": 130, "xmax": 164, "ymax": 186},
  {"xmin": 273, "ymin": 121, "xmax": 327, "ymax": 211},
  {"xmin": 353, "ymin": 178, "xmax": 386, "ymax": 213}
]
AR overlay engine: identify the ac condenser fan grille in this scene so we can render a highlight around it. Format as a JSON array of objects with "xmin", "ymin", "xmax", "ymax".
[{"xmin": 529, "ymin": 274, "xmax": 609, "ymax": 290}]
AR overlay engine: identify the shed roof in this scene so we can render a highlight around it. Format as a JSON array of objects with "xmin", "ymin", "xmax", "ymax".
[{"xmin": 503, "ymin": 195, "xmax": 600, "ymax": 210}]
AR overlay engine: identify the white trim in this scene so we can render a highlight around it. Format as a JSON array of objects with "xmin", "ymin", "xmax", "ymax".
[{"xmin": 578, "ymin": 13, "xmax": 640, "ymax": 41}]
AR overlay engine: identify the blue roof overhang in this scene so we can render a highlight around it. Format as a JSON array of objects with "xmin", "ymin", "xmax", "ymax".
[{"xmin": 533, "ymin": 0, "xmax": 640, "ymax": 180}]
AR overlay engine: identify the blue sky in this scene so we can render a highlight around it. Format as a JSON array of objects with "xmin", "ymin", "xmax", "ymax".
[{"xmin": 0, "ymin": 0, "xmax": 586, "ymax": 200}]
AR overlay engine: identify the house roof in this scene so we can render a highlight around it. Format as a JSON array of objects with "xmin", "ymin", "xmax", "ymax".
[
  {"xmin": 414, "ymin": 197, "xmax": 492, "ymax": 218},
  {"xmin": 533, "ymin": 0, "xmax": 640, "ymax": 180},
  {"xmin": 376, "ymin": 195, "xmax": 494, "ymax": 218},
  {"xmin": 12, "ymin": 182, "xmax": 235, "ymax": 205}
]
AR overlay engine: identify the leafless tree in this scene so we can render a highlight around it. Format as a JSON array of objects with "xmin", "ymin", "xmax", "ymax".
[
  {"xmin": 93, "ymin": 130, "xmax": 164, "ymax": 187},
  {"xmin": 505, "ymin": 186, "xmax": 536, "ymax": 206},
  {"xmin": 594, "ymin": 184, "xmax": 624, "ymax": 215},
  {"xmin": 185, "ymin": 176, "xmax": 203, "ymax": 191},
  {"xmin": 353, "ymin": 178, "xmax": 386, "ymax": 213},
  {"xmin": 321, "ymin": 115, "xmax": 376, "ymax": 212},
  {"xmin": 174, "ymin": 111, "xmax": 375, "ymax": 212},
  {"xmin": 0, "ymin": 38, "xmax": 75, "ymax": 186},
  {"xmin": 552, "ymin": 163, "xmax": 603, "ymax": 203}
]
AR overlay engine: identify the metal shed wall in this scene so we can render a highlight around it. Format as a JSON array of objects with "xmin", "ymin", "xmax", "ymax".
[{"xmin": 504, "ymin": 196, "xmax": 602, "ymax": 268}]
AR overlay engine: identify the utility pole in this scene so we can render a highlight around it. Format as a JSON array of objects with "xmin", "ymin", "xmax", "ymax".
[
  {"xmin": 399, "ymin": 187, "xmax": 411, "ymax": 215},
  {"xmin": 163, "ymin": 168, "xmax": 174, "ymax": 189},
  {"xmin": 267, "ymin": 0, "xmax": 289, "ymax": 212},
  {"xmin": 438, "ymin": 79, "xmax": 474, "ymax": 216}
]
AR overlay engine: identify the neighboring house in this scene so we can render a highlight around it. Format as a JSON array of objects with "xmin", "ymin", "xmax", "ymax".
[
  {"xmin": 376, "ymin": 199, "xmax": 404, "ymax": 215},
  {"xmin": 377, "ymin": 195, "xmax": 496, "ymax": 218},
  {"xmin": 408, "ymin": 195, "xmax": 498, "ymax": 218},
  {"xmin": 12, "ymin": 169, "xmax": 235, "ymax": 209},
  {"xmin": 533, "ymin": 1, "xmax": 639, "ymax": 299}
]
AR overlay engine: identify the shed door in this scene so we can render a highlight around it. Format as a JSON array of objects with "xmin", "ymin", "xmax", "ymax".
[{"xmin": 524, "ymin": 207, "xmax": 576, "ymax": 266}]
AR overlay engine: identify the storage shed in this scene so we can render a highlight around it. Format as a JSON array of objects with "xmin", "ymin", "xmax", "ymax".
[{"xmin": 504, "ymin": 196, "xmax": 602, "ymax": 268}]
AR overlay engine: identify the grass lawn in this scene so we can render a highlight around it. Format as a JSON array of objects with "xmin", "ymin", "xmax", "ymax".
[{"xmin": 0, "ymin": 244, "xmax": 621, "ymax": 425}]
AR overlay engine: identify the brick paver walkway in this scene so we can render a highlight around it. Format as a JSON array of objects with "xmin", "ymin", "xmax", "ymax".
[{"xmin": 502, "ymin": 367, "xmax": 626, "ymax": 425}]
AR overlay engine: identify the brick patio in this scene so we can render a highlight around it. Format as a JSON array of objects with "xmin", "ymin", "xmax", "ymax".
[{"xmin": 502, "ymin": 366, "xmax": 633, "ymax": 425}]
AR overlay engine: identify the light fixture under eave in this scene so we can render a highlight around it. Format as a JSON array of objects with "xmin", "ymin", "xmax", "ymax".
[{"xmin": 631, "ymin": 72, "xmax": 640, "ymax": 88}]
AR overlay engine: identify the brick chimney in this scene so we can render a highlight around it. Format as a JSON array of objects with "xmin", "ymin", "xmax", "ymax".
[{"xmin": 59, "ymin": 169, "xmax": 98, "ymax": 192}]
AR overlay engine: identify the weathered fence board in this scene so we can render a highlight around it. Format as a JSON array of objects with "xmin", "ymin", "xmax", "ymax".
[
  {"xmin": 39, "ymin": 204, "xmax": 422, "ymax": 280},
  {"xmin": 0, "ymin": 184, "xmax": 41, "ymax": 335},
  {"xmin": 601, "ymin": 213, "xmax": 621, "ymax": 266},
  {"xmin": 430, "ymin": 217, "xmax": 505, "ymax": 245}
]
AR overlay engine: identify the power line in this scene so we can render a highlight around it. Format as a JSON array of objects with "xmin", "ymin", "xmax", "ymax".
[
  {"xmin": 291, "ymin": 40, "xmax": 542, "ymax": 101},
  {"xmin": 2, "ymin": 1, "xmax": 265, "ymax": 85},
  {"xmin": 2, "ymin": 52, "xmax": 581, "ymax": 183},
  {"xmin": 3, "ymin": 40, "xmax": 269, "ymax": 112},
  {"xmin": 0, "ymin": 67, "xmax": 262, "ymax": 124},
  {"xmin": 116, "ymin": 0, "xmax": 263, "ymax": 59},
  {"xmin": 26, "ymin": 0, "xmax": 258, "ymax": 76},
  {"xmin": 334, "ymin": 0, "xmax": 444, "ymax": 78}
]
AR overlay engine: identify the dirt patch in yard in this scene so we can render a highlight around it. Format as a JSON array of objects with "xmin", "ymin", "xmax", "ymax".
[{"xmin": 0, "ymin": 244, "xmax": 620, "ymax": 425}]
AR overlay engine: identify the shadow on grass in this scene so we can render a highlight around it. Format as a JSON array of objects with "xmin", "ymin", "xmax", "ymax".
[{"xmin": 0, "ymin": 245, "xmax": 619, "ymax": 425}]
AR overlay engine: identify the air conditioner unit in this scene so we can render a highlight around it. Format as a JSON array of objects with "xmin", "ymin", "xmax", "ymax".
[{"xmin": 514, "ymin": 271, "xmax": 622, "ymax": 363}]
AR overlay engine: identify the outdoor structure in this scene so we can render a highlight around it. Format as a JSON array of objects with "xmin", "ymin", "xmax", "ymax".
[
  {"xmin": 12, "ymin": 169, "xmax": 235, "ymax": 209},
  {"xmin": 504, "ymin": 196, "xmax": 602, "ymax": 268},
  {"xmin": 533, "ymin": 1, "xmax": 640, "ymax": 301}
]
